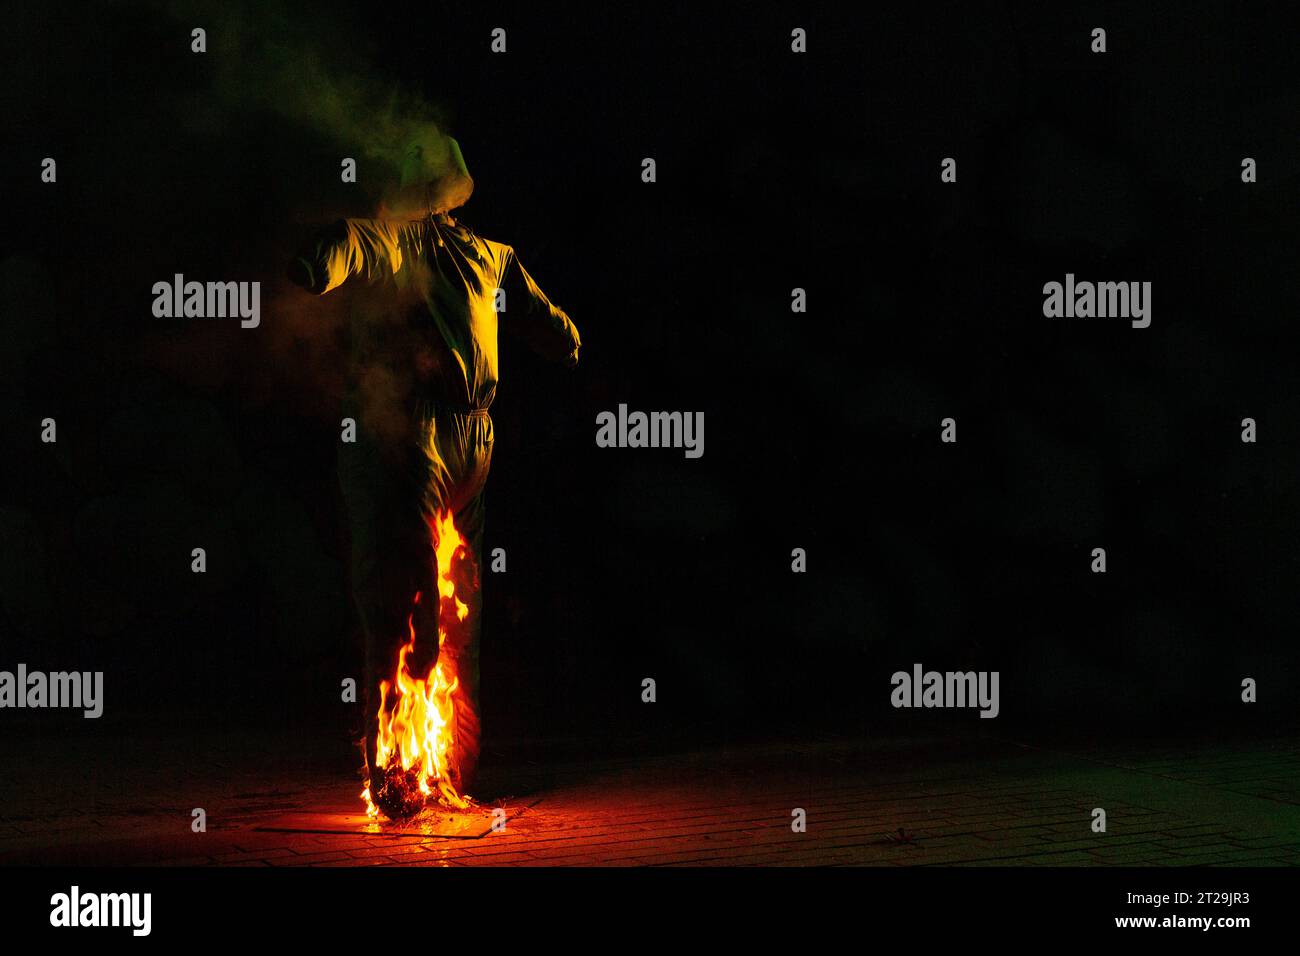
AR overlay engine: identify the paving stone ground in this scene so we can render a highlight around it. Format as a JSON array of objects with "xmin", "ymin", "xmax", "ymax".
[{"xmin": 2, "ymin": 731, "xmax": 1297, "ymax": 866}]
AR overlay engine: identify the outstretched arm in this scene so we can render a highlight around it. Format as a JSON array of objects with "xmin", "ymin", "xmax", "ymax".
[
  {"xmin": 288, "ymin": 219, "xmax": 407, "ymax": 295},
  {"xmin": 499, "ymin": 248, "xmax": 581, "ymax": 367}
]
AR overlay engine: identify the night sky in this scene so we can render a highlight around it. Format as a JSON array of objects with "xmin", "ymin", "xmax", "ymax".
[{"xmin": 2, "ymin": 0, "xmax": 1297, "ymax": 763}]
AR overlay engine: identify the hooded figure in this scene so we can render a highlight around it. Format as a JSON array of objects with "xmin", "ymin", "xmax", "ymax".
[{"xmin": 289, "ymin": 135, "xmax": 580, "ymax": 801}]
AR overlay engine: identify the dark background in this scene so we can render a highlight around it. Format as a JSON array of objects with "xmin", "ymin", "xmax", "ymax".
[{"xmin": 1, "ymin": 0, "xmax": 1297, "ymax": 775}]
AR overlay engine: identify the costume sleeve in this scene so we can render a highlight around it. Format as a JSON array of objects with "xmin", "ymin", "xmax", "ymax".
[
  {"xmin": 499, "ymin": 247, "xmax": 581, "ymax": 367},
  {"xmin": 288, "ymin": 219, "xmax": 407, "ymax": 295}
]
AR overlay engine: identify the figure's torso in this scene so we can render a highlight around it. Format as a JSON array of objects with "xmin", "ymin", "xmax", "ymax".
[{"xmin": 348, "ymin": 218, "xmax": 509, "ymax": 412}]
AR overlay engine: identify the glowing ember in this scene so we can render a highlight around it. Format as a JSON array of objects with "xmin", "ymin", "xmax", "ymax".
[{"xmin": 361, "ymin": 510, "xmax": 475, "ymax": 820}]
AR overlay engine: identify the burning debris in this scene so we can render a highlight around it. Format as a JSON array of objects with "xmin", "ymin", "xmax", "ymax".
[
  {"xmin": 369, "ymin": 762, "xmax": 428, "ymax": 821},
  {"xmin": 361, "ymin": 511, "xmax": 477, "ymax": 821}
]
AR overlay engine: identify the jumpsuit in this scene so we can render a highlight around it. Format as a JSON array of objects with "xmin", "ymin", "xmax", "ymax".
[{"xmin": 290, "ymin": 215, "xmax": 580, "ymax": 791}]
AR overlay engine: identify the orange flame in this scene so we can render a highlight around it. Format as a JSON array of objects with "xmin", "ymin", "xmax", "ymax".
[{"xmin": 361, "ymin": 510, "xmax": 474, "ymax": 819}]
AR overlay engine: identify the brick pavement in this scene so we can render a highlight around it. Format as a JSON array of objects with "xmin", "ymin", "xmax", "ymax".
[{"xmin": 1, "ymin": 733, "xmax": 1297, "ymax": 866}]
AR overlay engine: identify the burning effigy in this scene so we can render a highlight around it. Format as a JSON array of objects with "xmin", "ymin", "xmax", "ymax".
[
  {"xmin": 362, "ymin": 511, "xmax": 476, "ymax": 820},
  {"xmin": 288, "ymin": 134, "xmax": 580, "ymax": 823}
]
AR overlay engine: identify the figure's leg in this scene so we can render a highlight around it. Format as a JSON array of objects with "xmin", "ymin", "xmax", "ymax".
[
  {"xmin": 449, "ymin": 484, "xmax": 486, "ymax": 792},
  {"xmin": 428, "ymin": 408, "xmax": 493, "ymax": 794},
  {"xmin": 338, "ymin": 427, "xmax": 431, "ymax": 794}
]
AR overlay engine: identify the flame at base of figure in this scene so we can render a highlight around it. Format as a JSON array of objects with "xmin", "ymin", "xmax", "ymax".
[{"xmin": 361, "ymin": 511, "xmax": 476, "ymax": 821}]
